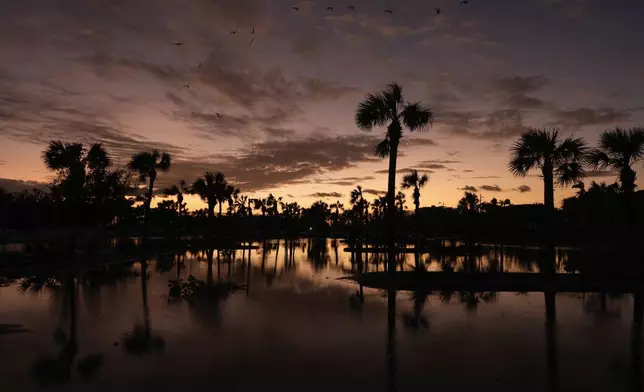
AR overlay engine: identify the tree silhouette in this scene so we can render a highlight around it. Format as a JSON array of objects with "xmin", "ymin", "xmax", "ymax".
[
  {"xmin": 457, "ymin": 191, "xmax": 480, "ymax": 214},
  {"xmin": 587, "ymin": 127, "xmax": 644, "ymax": 194},
  {"xmin": 401, "ymin": 169, "xmax": 429, "ymax": 213},
  {"xmin": 128, "ymin": 150, "xmax": 172, "ymax": 221},
  {"xmin": 350, "ymin": 186, "xmax": 368, "ymax": 223},
  {"xmin": 191, "ymin": 172, "xmax": 219, "ymax": 220},
  {"xmin": 509, "ymin": 128, "xmax": 587, "ymax": 210},
  {"xmin": 162, "ymin": 180, "xmax": 188, "ymax": 216},
  {"xmin": 395, "ymin": 191, "xmax": 406, "ymax": 214},
  {"xmin": 355, "ymin": 83, "xmax": 433, "ymax": 221}
]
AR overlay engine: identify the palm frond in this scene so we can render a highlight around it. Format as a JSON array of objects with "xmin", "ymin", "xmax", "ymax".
[
  {"xmin": 373, "ymin": 138, "xmax": 390, "ymax": 158},
  {"xmin": 401, "ymin": 102, "xmax": 433, "ymax": 132},
  {"xmin": 419, "ymin": 174, "xmax": 429, "ymax": 186},
  {"xmin": 355, "ymin": 92, "xmax": 390, "ymax": 130},
  {"xmin": 86, "ymin": 143, "xmax": 110, "ymax": 171},
  {"xmin": 555, "ymin": 161, "xmax": 585, "ymax": 186},
  {"xmin": 401, "ymin": 170, "xmax": 418, "ymax": 189},
  {"xmin": 158, "ymin": 152, "xmax": 172, "ymax": 171},
  {"xmin": 586, "ymin": 148, "xmax": 613, "ymax": 170}
]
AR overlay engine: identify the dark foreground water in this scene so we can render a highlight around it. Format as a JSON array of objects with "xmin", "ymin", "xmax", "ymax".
[{"xmin": 0, "ymin": 239, "xmax": 641, "ymax": 391}]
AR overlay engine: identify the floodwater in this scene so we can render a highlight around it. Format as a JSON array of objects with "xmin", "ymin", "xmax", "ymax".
[{"xmin": 0, "ymin": 239, "xmax": 641, "ymax": 391}]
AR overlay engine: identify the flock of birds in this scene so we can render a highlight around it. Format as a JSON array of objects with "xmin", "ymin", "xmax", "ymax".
[{"xmin": 172, "ymin": 1, "xmax": 473, "ymax": 112}]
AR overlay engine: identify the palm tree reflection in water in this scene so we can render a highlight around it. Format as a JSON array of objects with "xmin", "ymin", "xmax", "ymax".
[{"xmin": 122, "ymin": 260, "xmax": 165, "ymax": 356}]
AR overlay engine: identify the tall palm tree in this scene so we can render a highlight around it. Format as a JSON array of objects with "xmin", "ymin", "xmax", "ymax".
[
  {"xmin": 587, "ymin": 127, "xmax": 644, "ymax": 194},
  {"xmin": 401, "ymin": 169, "xmax": 428, "ymax": 213},
  {"xmin": 509, "ymin": 128, "xmax": 587, "ymax": 210},
  {"xmin": 356, "ymin": 83, "xmax": 433, "ymax": 220},
  {"xmin": 191, "ymin": 172, "xmax": 218, "ymax": 220},
  {"xmin": 162, "ymin": 180, "xmax": 188, "ymax": 217},
  {"xmin": 128, "ymin": 150, "xmax": 172, "ymax": 220}
]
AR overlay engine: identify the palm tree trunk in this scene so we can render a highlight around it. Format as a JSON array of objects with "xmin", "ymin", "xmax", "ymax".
[
  {"xmin": 542, "ymin": 164, "xmax": 554, "ymax": 211},
  {"xmin": 632, "ymin": 293, "xmax": 643, "ymax": 392},
  {"xmin": 218, "ymin": 202, "xmax": 222, "ymax": 217},
  {"xmin": 145, "ymin": 177, "xmax": 155, "ymax": 219},
  {"xmin": 544, "ymin": 291, "xmax": 558, "ymax": 392},
  {"xmin": 386, "ymin": 286, "xmax": 398, "ymax": 392},
  {"xmin": 387, "ymin": 139, "xmax": 400, "ymax": 273}
]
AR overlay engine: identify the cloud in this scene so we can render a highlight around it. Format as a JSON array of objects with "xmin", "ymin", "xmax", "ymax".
[
  {"xmin": 309, "ymin": 192, "xmax": 343, "ymax": 198},
  {"xmin": 552, "ymin": 107, "xmax": 630, "ymax": 127},
  {"xmin": 472, "ymin": 176, "xmax": 501, "ymax": 179},
  {"xmin": 363, "ymin": 188, "xmax": 386, "ymax": 196},
  {"xmin": 585, "ymin": 170, "xmax": 616, "ymax": 178},
  {"xmin": 418, "ymin": 159, "xmax": 461, "ymax": 164},
  {"xmin": 0, "ymin": 178, "xmax": 49, "ymax": 193},
  {"xmin": 161, "ymin": 134, "xmax": 382, "ymax": 192},
  {"xmin": 402, "ymin": 137, "xmax": 438, "ymax": 147},
  {"xmin": 438, "ymin": 109, "xmax": 527, "ymax": 141},
  {"xmin": 462, "ymin": 169, "xmax": 474, "ymax": 173},
  {"xmin": 493, "ymin": 76, "xmax": 550, "ymax": 95},
  {"xmin": 320, "ymin": 176, "xmax": 376, "ymax": 186},
  {"xmin": 460, "ymin": 185, "xmax": 478, "ymax": 192},
  {"xmin": 374, "ymin": 168, "xmax": 433, "ymax": 175},
  {"xmin": 514, "ymin": 185, "xmax": 532, "ymax": 193},
  {"xmin": 480, "ymin": 185, "xmax": 503, "ymax": 192}
]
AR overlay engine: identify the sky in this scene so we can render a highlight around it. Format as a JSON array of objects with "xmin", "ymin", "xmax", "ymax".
[{"xmin": 1, "ymin": 0, "xmax": 644, "ymax": 210}]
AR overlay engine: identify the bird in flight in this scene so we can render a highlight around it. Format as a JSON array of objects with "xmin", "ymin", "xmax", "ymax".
[
  {"xmin": 251, "ymin": 27, "xmax": 255, "ymax": 34},
  {"xmin": 197, "ymin": 61, "xmax": 202, "ymax": 69},
  {"xmin": 434, "ymin": 7, "xmax": 441, "ymax": 14},
  {"xmin": 249, "ymin": 36, "xmax": 256, "ymax": 47},
  {"xmin": 348, "ymin": 5, "xmax": 356, "ymax": 11},
  {"xmin": 184, "ymin": 84, "xmax": 190, "ymax": 89},
  {"xmin": 384, "ymin": 9, "xmax": 393, "ymax": 14},
  {"xmin": 461, "ymin": 0, "xmax": 469, "ymax": 4},
  {"xmin": 216, "ymin": 113, "xmax": 222, "ymax": 118},
  {"xmin": 292, "ymin": 6, "xmax": 299, "ymax": 11},
  {"xmin": 230, "ymin": 28, "xmax": 238, "ymax": 35},
  {"xmin": 327, "ymin": 7, "xmax": 334, "ymax": 11},
  {"xmin": 173, "ymin": 41, "xmax": 184, "ymax": 46}
]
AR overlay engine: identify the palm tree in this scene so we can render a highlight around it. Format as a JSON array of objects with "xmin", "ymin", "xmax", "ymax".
[
  {"xmin": 330, "ymin": 201, "xmax": 344, "ymax": 225},
  {"xmin": 253, "ymin": 198, "xmax": 267, "ymax": 216},
  {"xmin": 191, "ymin": 172, "xmax": 218, "ymax": 220},
  {"xmin": 457, "ymin": 191, "xmax": 480, "ymax": 214},
  {"xmin": 395, "ymin": 191, "xmax": 406, "ymax": 214},
  {"xmin": 162, "ymin": 180, "xmax": 188, "ymax": 217},
  {"xmin": 509, "ymin": 128, "xmax": 587, "ymax": 210},
  {"xmin": 356, "ymin": 83, "xmax": 433, "ymax": 220},
  {"xmin": 401, "ymin": 170, "xmax": 428, "ymax": 213},
  {"xmin": 350, "ymin": 186, "xmax": 368, "ymax": 223},
  {"xmin": 587, "ymin": 127, "xmax": 644, "ymax": 194},
  {"xmin": 128, "ymin": 150, "xmax": 172, "ymax": 220}
]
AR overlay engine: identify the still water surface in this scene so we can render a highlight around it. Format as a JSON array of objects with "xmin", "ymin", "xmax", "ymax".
[{"xmin": 0, "ymin": 239, "xmax": 641, "ymax": 391}]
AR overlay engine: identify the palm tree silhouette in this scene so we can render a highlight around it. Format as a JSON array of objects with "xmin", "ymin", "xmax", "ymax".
[
  {"xmin": 191, "ymin": 172, "xmax": 219, "ymax": 220},
  {"xmin": 356, "ymin": 83, "xmax": 433, "ymax": 222},
  {"xmin": 395, "ymin": 191, "xmax": 406, "ymax": 214},
  {"xmin": 401, "ymin": 169, "xmax": 428, "ymax": 213},
  {"xmin": 162, "ymin": 180, "xmax": 188, "ymax": 217},
  {"xmin": 122, "ymin": 261, "xmax": 164, "ymax": 356},
  {"xmin": 587, "ymin": 127, "xmax": 644, "ymax": 194},
  {"xmin": 509, "ymin": 128, "xmax": 587, "ymax": 210},
  {"xmin": 128, "ymin": 150, "xmax": 172, "ymax": 222},
  {"xmin": 350, "ymin": 186, "xmax": 368, "ymax": 223},
  {"xmin": 457, "ymin": 191, "xmax": 480, "ymax": 214},
  {"xmin": 253, "ymin": 198, "xmax": 268, "ymax": 216}
]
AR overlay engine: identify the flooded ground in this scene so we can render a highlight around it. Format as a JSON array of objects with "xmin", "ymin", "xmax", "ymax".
[{"xmin": 0, "ymin": 239, "xmax": 641, "ymax": 391}]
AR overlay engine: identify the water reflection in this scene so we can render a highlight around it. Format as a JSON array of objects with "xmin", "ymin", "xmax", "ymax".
[{"xmin": 0, "ymin": 239, "xmax": 642, "ymax": 391}]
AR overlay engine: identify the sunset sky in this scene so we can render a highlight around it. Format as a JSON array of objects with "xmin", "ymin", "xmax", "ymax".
[{"xmin": 1, "ymin": 0, "xmax": 643, "ymax": 210}]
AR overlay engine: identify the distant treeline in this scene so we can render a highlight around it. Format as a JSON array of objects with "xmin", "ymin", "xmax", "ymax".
[{"xmin": 0, "ymin": 126, "xmax": 643, "ymax": 247}]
